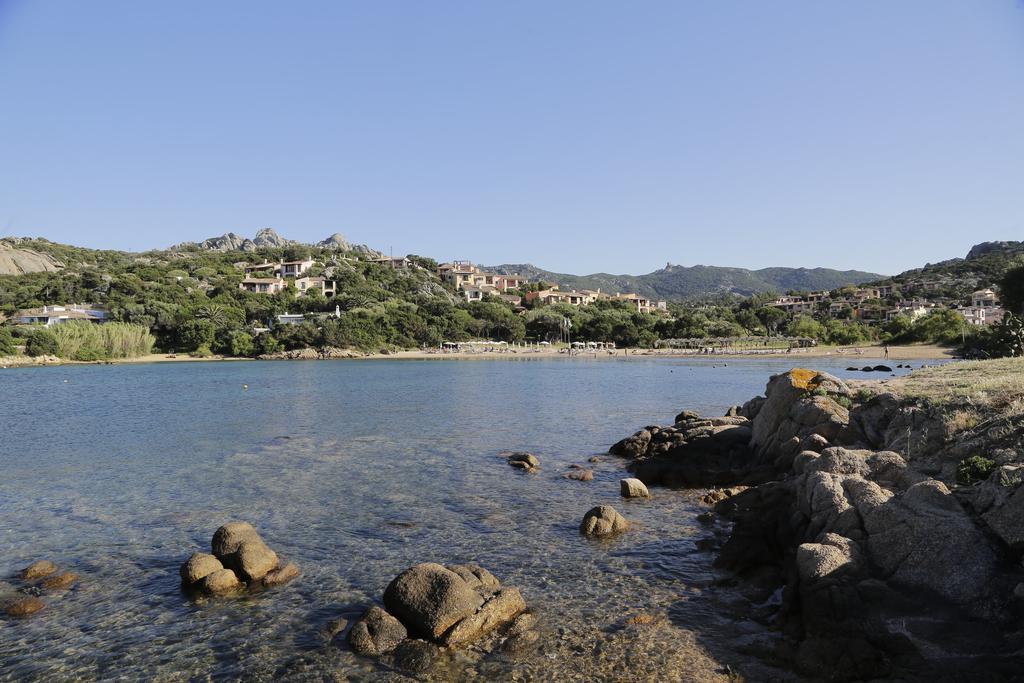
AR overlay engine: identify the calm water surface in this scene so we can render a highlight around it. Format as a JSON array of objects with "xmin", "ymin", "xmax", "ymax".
[{"xmin": 0, "ymin": 356, "xmax": 925, "ymax": 681}]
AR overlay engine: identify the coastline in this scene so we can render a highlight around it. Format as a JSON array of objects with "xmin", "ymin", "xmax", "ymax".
[{"xmin": 0, "ymin": 343, "xmax": 957, "ymax": 369}]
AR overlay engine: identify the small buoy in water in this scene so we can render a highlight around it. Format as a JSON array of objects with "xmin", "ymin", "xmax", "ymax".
[
  {"xmin": 63, "ymin": 379, "xmax": 69, "ymax": 383},
  {"xmin": 243, "ymin": 384, "xmax": 249, "ymax": 390}
]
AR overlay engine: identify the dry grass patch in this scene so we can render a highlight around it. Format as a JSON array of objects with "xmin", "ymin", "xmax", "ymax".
[{"xmin": 885, "ymin": 358, "xmax": 1024, "ymax": 411}]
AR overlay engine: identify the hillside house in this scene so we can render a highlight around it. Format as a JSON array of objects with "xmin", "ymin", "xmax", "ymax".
[
  {"xmin": 295, "ymin": 276, "xmax": 336, "ymax": 297},
  {"xmin": 240, "ymin": 277, "xmax": 287, "ymax": 294},
  {"xmin": 13, "ymin": 304, "xmax": 108, "ymax": 326},
  {"xmin": 279, "ymin": 259, "xmax": 315, "ymax": 278}
]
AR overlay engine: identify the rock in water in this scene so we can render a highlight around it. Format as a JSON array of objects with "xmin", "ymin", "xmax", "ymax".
[
  {"xmin": 230, "ymin": 540, "xmax": 278, "ymax": 582},
  {"xmin": 201, "ymin": 568, "xmax": 242, "ymax": 595},
  {"xmin": 19, "ymin": 560, "xmax": 58, "ymax": 580},
  {"xmin": 211, "ymin": 521, "xmax": 263, "ymax": 558},
  {"xmin": 260, "ymin": 562, "xmax": 300, "ymax": 588},
  {"xmin": 507, "ymin": 452, "xmax": 540, "ymax": 471},
  {"xmin": 392, "ymin": 639, "xmax": 442, "ymax": 674},
  {"xmin": 383, "ymin": 563, "xmax": 484, "ymax": 640},
  {"xmin": 348, "ymin": 606, "xmax": 408, "ymax": 656},
  {"xmin": 180, "ymin": 553, "xmax": 224, "ymax": 585},
  {"xmin": 40, "ymin": 573, "xmax": 76, "ymax": 591},
  {"xmin": 620, "ymin": 478, "xmax": 650, "ymax": 498},
  {"xmin": 580, "ymin": 505, "xmax": 630, "ymax": 536},
  {"xmin": 442, "ymin": 587, "xmax": 526, "ymax": 645},
  {"xmin": 5, "ymin": 596, "xmax": 45, "ymax": 617},
  {"xmin": 565, "ymin": 469, "xmax": 594, "ymax": 481}
]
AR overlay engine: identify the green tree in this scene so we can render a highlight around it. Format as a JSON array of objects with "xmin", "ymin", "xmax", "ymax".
[
  {"xmin": 999, "ymin": 266, "xmax": 1024, "ymax": 315},
  {"xmin": 0, "ymin": 327, "xmax": 16, "ymax": 355},
  {"xmin": 25, "ymin": 328, "xmax": 59, "ymax": 357},
  {"xmin": 176, "ymin": 319, "xmax": 216, "ymax": 352}
]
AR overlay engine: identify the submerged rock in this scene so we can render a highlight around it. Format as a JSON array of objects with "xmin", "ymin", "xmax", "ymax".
[
  {"xmin": 565, "ymin": 468, "xmax": 594, "ymax": 481},
  {"xmin": 580, "ymin": 505, "xmax": 630, "ymax": 536},
  {"xmin": 19, "ymin": 560, "xmax": 57, "ymax": 581},
  {"xmin": 5, "ymin": 596, "xmax": 45, "ymax": 617},
  {"xmin": 260, "ymin": 562, "xmax": 301, "ymax": 588},
  {"xmin": 40, "ymin": 573, "xmax": 76, "ymax": 591}
]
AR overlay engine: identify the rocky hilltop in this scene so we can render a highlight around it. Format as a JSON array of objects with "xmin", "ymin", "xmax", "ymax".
[
  {"xmin": 0, "ymin": 239, "xmax": 64, "ymax": 275},
  {"xmin": 611, "ymin": 360, "xmax": 1024, "ymax": 680},
  {"xmin": 172, "ymin": 228, "xmax": 382, "ymax": 256}
]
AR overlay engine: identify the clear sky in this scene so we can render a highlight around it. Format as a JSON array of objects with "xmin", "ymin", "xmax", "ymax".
[{"xmin": 1, "ymin": 1, "xmax": 1022, "ymax": 276}]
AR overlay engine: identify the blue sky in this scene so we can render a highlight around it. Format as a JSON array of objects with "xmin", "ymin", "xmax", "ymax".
[{"xmin": 0, "ymin": 1, "xmax": 1022, "ymax": 275}]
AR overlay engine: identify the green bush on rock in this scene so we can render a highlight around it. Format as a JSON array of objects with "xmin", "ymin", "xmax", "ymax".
[{"xmin": 957, "ymin": 455, "xmax": 996, "ymax": 485}]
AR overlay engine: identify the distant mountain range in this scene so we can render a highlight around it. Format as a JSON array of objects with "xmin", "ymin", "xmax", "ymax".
[{"xmin": 483, "ymin": 262, "xmax": 886, "ymax": 300}]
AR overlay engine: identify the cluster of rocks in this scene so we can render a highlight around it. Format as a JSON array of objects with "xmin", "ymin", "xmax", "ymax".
[
  {"xmin": 180, "ymin": 522, "xmax": 300, "ymax": 596},
  {"xmin": 845, "ymin": 364, "xmax": 893, "ymax": 372},
  {"xmin": 609, "ymin": 368, "xmax": 1024, "ymax": 679},
  {"xmin": 2, "ymin": 560, "xmax": 77, "ymax": 618},
  {"xmin": 610, "ymin": 407, "xmax": 761, "ymax": 487},
  {"xmin": 344, "ymin": 562, "xmax": 535, "ymax": 670}
]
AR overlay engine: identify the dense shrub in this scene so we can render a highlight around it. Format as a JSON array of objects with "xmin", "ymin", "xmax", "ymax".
[
  {"xmin": 0, "ymin": 327, "xmax": 15, "ymax": 355},
  {"xmin": 957, "ymin": 455, "xmax": 996, "ymax": 485},
  {"xmin": 25, "ymin": 328, "xmax": 59, "ymax": 357}
]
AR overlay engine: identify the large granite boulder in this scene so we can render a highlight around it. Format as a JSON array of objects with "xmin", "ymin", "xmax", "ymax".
[
  {"xmin": 383, "ymin": 563, "xmax": 485, "ymax": 640},
  {"xmin": 365, "ymin": 562, "xmax": 528, "ymax": 652}
]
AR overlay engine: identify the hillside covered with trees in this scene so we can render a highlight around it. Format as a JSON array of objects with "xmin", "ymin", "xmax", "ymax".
[{"xmin": 1, "ymin": 234, "xmax": 1023, "ymax": 359}]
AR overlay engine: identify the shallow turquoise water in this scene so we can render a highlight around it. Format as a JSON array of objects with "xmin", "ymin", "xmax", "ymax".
[{"xmin": 0, "ymin": 356, "xmax": 925, "ymax": 681}]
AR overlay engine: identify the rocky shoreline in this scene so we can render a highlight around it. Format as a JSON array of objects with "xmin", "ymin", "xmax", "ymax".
[{"xmin": 611, "ymin": 366, "xmax": 1024, "ymax": 680}]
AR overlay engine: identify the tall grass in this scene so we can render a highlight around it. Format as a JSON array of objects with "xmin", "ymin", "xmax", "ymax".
[{"xmin": 50, "ymin": 321, "xmax": 155, "ymax": 360}]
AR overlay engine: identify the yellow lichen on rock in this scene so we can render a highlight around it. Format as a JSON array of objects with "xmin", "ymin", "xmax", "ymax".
[{"xmin": 789, "ymin": 368, "xmax": 821, "ymax": 391}]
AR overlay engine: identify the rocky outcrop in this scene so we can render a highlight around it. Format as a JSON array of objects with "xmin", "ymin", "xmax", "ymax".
[
  {"xmin": 610, "ymin": 367, "xmax": 1024, "ymax": 679},
  {"xmin": 180, "ymin": 522, "xmax": 298, "ymax": 596},
  {"xmin": 316, "ymin": 233, "xmax": 351, "ymax": 250},
  {"xmin": 0, "ymin": 241, "xmax": 64, "ymax": 275},
  {"xmin": 346, "ymin": 562, "xmax": 531, "ymax": 666}
]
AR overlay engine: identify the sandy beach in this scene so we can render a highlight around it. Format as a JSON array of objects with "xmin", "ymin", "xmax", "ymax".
[{"xmin": 0, "ymin": 343, "xmax": 957, "ymax": 368}]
